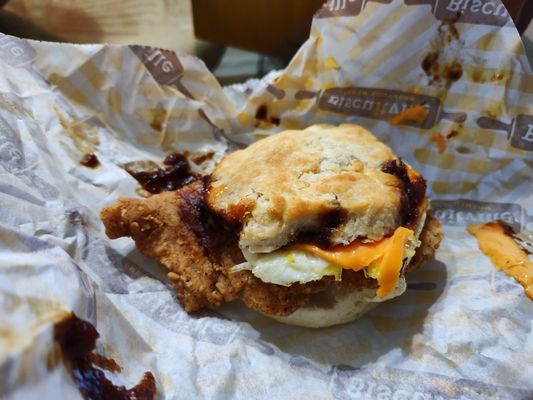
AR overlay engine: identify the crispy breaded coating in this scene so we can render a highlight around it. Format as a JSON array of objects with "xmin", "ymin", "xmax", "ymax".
[
  {"xmin": 243, "ymin": 269, "xmax": 378, "ymax": 316},
  {"xmin": 242, "ymin": 276, "xmax": 332, "ymax": 316},
  {"xmin": 101, "ymin": 181, "xmax": 248, "ymax": 312}
]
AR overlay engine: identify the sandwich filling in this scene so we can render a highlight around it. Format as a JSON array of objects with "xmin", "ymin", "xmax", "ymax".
[{"xmin": 233, "ymin": 207, "xmax": 426, "ymax": 298}]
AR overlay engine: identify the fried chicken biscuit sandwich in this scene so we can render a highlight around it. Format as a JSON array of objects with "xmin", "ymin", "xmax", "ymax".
[{"xmin": 101, "ymin": 124, "xmax": 441, "ymax": 327}]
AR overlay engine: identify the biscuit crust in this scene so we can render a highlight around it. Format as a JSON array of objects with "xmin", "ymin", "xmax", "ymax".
[{"xmin": 207, "ymin": 124, "xmax": 406, "ymax": 253}]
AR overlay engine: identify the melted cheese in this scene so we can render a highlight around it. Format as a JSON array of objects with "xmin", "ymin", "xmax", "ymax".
[
  {"xmin": 389, "ymin": 104, "xmax": 430, "ymax": 125},
  {"xmin": 292, "ymin": 227, "xmax": 414, "ymax": 297},
  {"xmin": 292, "ymin": 239, "xmax": 388, "ymax": 270},
  {"xmin": 467, "ymin": 222, "xmax": 533, "ymax": 300},
  {"xmin": 376, "ymin": 227, "xmax": 414, "ymax": 297},
  {"xmin": 430, "ymin": 133, "xmax": 446, "ymax": 153}
]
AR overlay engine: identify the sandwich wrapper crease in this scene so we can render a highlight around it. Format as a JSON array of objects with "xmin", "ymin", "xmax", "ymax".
[{"xmin": 1, "ymin": 0, "xmax": 532, "ymax": 398}]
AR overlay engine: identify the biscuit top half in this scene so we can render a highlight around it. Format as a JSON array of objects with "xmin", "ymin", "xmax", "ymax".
[{"xmin": 207, "ymin": 124, "xmax": 418, "ymax": 253}]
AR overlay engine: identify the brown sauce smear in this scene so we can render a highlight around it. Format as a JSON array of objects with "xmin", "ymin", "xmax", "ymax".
[
  {"xmin": 178, "ymin": 179, "xmax": 213, "ymax": 256},
  {"xmin": 296, "ymin": 208, "xmax": 348, "ymax": 248},
  {"xmin": 191, "ymin": 151, "xmax": 215, "ymax": 165},
  {"xmin": 422, "ymin": 14, "xmax": 463, "ymax": 86},
  {"xmin": 255, "ymin": 105, "xmax": 268, "ymax": 120},
  {"xmin": 254, "ymin": 104, "xmax": 280, "ymax": 126},
  {"xmin": 150, "ymin": 107, "xmax": 166, "ymax": 131},
  {"xmin": 180, "ymin": 179, "xmax": 242, "ymax": 264},
  {"xmin": 80, "ymin": 153, "xmax": 100, "ymax": 168},
  {"xmin": 471, "ymin": 69, "xmax": 484, "ymax": 83},
  {"xmin": 90, "ymin": 353, "xmax": 122, "ymax": 373},
  {"xmin": 269, "ymin": 116, "xmax": 281, "ymax": 126},
  {"xmin": 422, "ymin": 53, "xmax": 462, "ymax": 85},
  {"xmin": 443, "ymin": 60, "xmax": 463, "ymax": 83},
  {"xmin": 422, "ymin": 52, "xmax": 439, "ymax": 76},
  {"xmin": 54, "ymin": 313, "xmax": 156, "ymax": 400},
  {"xmin": 439, "ymin": 17, "xmax": 459, "ymax": 41},
  {"xmin": 126, "ymin": 153, "xmax": 198, "ymax": 194},
  {"xmin": 446, "ymin": 130, "xmax": 459, "ymax": 139},
  {"xmin": 381, "ymin": 159, "xmax": 426, "ymax": 227}
]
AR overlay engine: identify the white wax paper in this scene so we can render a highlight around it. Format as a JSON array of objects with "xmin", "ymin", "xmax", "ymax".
[{"xmin": 1, "ymin": 0, "xmax": 532, "ymax": 399}]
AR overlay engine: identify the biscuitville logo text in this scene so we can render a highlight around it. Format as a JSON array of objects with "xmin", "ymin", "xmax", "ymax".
[
  {"xmin": 130, "ymin": 45, "xmax": 193, "ymax": 99},
  {"xmin": 477, "ymin": 114, "xmax": 533, "ymax": 151},
  {"xmin": 432, "ymin": 199, "xmax": 533, "ymax": 230},
  {"xmin": 404, "ymin": 0, "xmax": 511, "ymax": 27},
  {"xmin": 286, "ymin": 352, "xmax": 533, "ymax": 399},
  {"xmin": 0, "ymin": 114, "xmax": 59, "ymax": 200},
  {"xmin": 316, "ymin": 87, "xmax": 466, "ymax": 128},
  {"xmin": 316, "ymin": 0, "xmax": 393, "ymax": 18},
  {"xmin": 330, "ymin": 365, "xmax": 533, "ymax": 399},
  {"xmin": 0, "ymin": 33, "xmax": 36, "ymax": 67}
]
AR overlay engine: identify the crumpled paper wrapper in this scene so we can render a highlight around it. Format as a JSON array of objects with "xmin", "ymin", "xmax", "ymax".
[{"xmin": 1, "ymin": 0, "xmax": 533, "ymax": 399}]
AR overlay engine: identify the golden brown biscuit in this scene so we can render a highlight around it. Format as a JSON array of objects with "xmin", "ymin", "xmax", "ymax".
[{"xmin": 208, "ymin": 124, "xmax": 405, "ymax": 253}]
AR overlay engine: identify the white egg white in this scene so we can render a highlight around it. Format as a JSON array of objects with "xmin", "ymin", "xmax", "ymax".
[
  {"xmin": 233, "ymin": 208, "xmax": 427, "ymax": 290},
  {"xmin": 233, "ymin": 249, "xmax": 343, "ymax": 287}
]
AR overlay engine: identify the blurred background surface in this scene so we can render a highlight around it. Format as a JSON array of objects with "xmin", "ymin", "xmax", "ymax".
[{"xmin": 0, "ymin": 0, "xmax": 531, "ymax": 84}]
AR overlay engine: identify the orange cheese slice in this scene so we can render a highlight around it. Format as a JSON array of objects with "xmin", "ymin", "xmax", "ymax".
[
  {"xmin": 292, "ymin": 227, "xmax": 414, "ymax": 297},
  {"xmin": 376, "ymin": 227, "xmax": 414, "ymax": 297},
  {"xmin": 468, "ymin": 222, "xmax": 533, "ymax": 300},
  {"xmin": 389, "ymin": 104, "xmax": 429, "ymax": 125}
]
